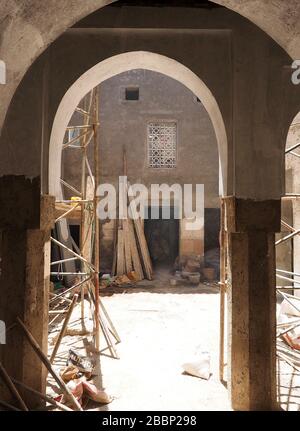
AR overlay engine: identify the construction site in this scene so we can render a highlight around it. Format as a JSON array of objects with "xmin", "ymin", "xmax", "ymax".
[{"xmin": 1, "ymin": 0, "xmax": 300, "ymax": 413}]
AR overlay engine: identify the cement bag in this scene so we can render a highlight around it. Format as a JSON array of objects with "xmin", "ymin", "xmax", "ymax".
[
  {"xmin": 82, "ymin": 380, "xmax": 112, "ymax": 404},
  {"xmin": 182, "ymin": 352, "xmax": 211, "ymax": 380}
]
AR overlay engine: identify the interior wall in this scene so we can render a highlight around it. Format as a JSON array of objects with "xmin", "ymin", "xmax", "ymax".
[
  {"xmin": 2, "ymin": 0, "xmax": 300, "ymax": 142},
  {"xmin": 0, "ymin": 4, "xmax": 296, "ymax": 206},
  {"xmin": 63, "ymin": 69, "xmax": 218, "ymax": 270}
]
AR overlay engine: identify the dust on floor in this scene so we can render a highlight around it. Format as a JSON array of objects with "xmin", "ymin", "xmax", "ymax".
[
  {"xmin": 47, "ymin": 279, "xmax": 300, "ymax": 411},
  {"xmin": 48, "ymin": 280, "xmax": 230, "ymax": 411}
]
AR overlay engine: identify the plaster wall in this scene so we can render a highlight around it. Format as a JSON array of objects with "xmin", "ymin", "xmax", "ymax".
[
  {"xmin": 1, "ymin": 0, "xmax": 300, "ymax": 137},
  {"xmin": 0, "ymin": 5, "xmax": 295, "ymax": 204},
  {"xmin": 63, "ymin": 69, "xmax": 218, "ymax": 269}
]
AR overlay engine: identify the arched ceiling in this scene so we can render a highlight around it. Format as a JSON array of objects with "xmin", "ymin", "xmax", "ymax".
[
  {"xmin": 1, "ymin": 0, "xmax": 300, "ymax": 131},
  {"xmin": 212, "ymin": 0, "xmax": 300, "ymax": 59}
]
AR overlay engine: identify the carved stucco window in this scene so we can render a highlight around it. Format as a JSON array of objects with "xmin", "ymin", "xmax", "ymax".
[{"xmin": 148, "ymin": 121, "xmax": 177, "ymax": 168}]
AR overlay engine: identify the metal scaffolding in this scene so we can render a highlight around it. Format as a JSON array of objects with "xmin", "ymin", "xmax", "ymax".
[{"xmin": 49, "ymin": 89, "xmax": 120, "ymax": 361}]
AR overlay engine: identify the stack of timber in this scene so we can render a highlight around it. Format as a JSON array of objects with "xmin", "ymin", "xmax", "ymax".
[{"xmin": 112, "ymin": 183, "xmax": 153, "ymax": 282}]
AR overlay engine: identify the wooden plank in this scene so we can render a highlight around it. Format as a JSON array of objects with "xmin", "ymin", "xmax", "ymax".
[
  {"xmin": 219, "ymin": 198, "xmax": 226, "ymax": 382},
  {"xmin": 123, "ymin": 219, "xmax": 133, "ymax": 273},
  {"xmin": 99, "ymin": 300, "xmax": 121, "ymax": 344},
  {"xmin": 128, "ymin": 218, "xmax": 143, "ymax": 281},
  {"xmin": 81, "ymin": 175, "xmax": 95, "ymax": 319},
  {"xmin": 93, "ymin": 89, "xmax": 101, "ymax": 352},
  {"xmin": 116, "ymin": 229, "xmax": 125, "ymax": 276},
  {"xmin": 111, "ymin": 219, "xmax": 117, "ymax": 276},
  {"xmin": 127, "ymin": 184, "xmax": 152, "ymax": 279},
  {"xmin": 132, "ymin": 216, "xmax": 152, "ymax": 280},
  {"xmin": 81, "ymin": 176, "xmax": 94, "ymax": 264}
]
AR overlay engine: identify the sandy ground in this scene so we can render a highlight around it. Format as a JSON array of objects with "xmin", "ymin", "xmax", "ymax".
[
  {"xmin": 96, "ymin": 283, "xmax": 230, "ymax": 411},
  {"xmin": 47, "ymin": 273, "xmax": 300, "ymax": 411}
]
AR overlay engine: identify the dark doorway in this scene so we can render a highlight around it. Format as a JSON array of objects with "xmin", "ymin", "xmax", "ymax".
[
  {"xmin": 204, "ymin": 208, "xmax": 220, "ymax": 278},
  {"xmin": 144, "ymin": 206, "xmax": 179, "ymax": 268},
  {"xmin": 204, "ymin": 208, "xmax": 220, "ymax": 251}
]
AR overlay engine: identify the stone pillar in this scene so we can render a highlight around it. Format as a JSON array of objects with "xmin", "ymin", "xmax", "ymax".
[
  {"xmin": 292, "ymin": 198, "xmax": 300, "ymax": 296},
  {"xmin": 22, "ymin": 195, "xmax": 55, "ymax": 406},
  {"xmin": 0, "ymin": 176, "xmax": 55, "ymax": 408},
  {"xmin": 225, "ymin": 197, "xmax": 280, "ymax": 411}
]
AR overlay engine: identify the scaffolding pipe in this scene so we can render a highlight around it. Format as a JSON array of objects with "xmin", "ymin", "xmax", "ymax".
[
  {"xmin": 60, "ymin": 179, "xmax": 82, "ymax": 197},
  {"xmin": 285, "ymin": 142, "xmax": 300, "ymax": 154},
  {"xmin": 49, "ymin": 276, "xmax": 92, "ymax": 304},
  {"xmin": 276, "ymin": 274, "xmax": 300, "ymax": 285},
  {"xmin": 277, "ymin": 268, "xmax": 300, "ymax": 278},
  {"xmin": 50, "ymin": 236, "xmax": 95, "ymax": 270},
  {"xmin": 219, "ymin": 199, "xmax": 226, "ymax": 383},
  {"xmin": 51, "ymin": 257, "xmax": 78, "ymax": 266},
  {"xmin": 55, "ymin": 202, "xmax": 80, "ymax": 223},
  {"xmin": 275, "ymin": 229, "xmax": 300, "ymax": 245},
  {"xmin": 93, "ymin": 88, "xmax": 101, "ymax": 352}
]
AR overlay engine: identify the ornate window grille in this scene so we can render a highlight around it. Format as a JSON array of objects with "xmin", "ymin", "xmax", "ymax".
[{"xmin": 148, "ymin": 122, "xmax": 177, "ymax": 168}]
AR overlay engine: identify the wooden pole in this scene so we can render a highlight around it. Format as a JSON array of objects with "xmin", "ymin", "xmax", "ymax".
[
  {"xmin": 93, "ymin": 88, "xmax": 101, "ymax": 352},
  {"xmin": 80, "ymin": 98, "xmax": 88, "ymax": 322},
  {"xmin": 50, "ymin": 294, "xmax": 78, "ymax": 363},
  {"xmin": 219, "ymin": 198, "xmax": 226, "ymax": 383},
  {"xmin": 16, "ymin": 317, "xmax": 82, "ymax": 411},
  {"xmin": 0, "ymin": 362, "xmax": 28, "ymax": 411},
  {"xmin": 0, "ymin": 399, "xmax": 21, "ymax": 411},
  {"xmin": 12, "ymin": 378, "xmax": 73, "ymax": 412},
  {"xmin": 99, "ymin": 300, "xmax": 121, "ymax": 343},
  {"xmin": 88, "ymin": 287, "xmax": 118, "ymax": 359}
]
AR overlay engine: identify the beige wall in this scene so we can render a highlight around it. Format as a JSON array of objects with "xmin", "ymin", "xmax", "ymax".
[{"xmin": 64, "ymin": 70, "xmax": 216, "ymax": 269}]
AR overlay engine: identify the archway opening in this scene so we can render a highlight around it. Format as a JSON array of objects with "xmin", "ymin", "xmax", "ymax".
[
  {"xmin": 47, "ymin": 51, "xmax": 230, "ymax": 410},
  {"xmin": 275, "ymin": 112, "xmax": 300, "ymax": 410}
]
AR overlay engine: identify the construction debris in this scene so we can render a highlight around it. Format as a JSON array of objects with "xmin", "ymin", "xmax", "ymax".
[
  {"xmin": 276, "ymin": 290, "xmax": 300, "ymax": 370},
  {"xmin": 182, "ymin": 351, "xmax": 211, "ymax": 380},
  {"xmin": 67, "ymin": 350, "xmax": 95, "ymax": 375},
  {"xmin": 56, "ymin": 377, "xmax": 112, "ymax": 408}
]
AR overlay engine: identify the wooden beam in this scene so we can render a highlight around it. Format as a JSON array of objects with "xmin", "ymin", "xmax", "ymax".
[
  {"xmin": 0, "ymin": 362, "xmax": 28, "ymax": 411},
  {"xmin": 50, "ymin": 294, "xmax": 78, "ymax": 364},
  {"xmin": 16, "ymin": 318, "xmax": 82, "ymax": 411}
]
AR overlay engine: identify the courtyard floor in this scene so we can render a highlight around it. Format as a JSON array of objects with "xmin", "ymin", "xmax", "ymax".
[{"xmin": 47, "ymin": 272, "xmax": 300, "ymax": 411}]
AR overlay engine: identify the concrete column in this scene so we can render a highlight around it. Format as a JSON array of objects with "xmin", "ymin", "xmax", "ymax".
[
  {"xmin": 0, "ymin": 176, "xmax": 54, "ymax": 408},
  {"xmin": 292, "ymin": 199, "xmax": 300, "ymax": 296},
  {"xmin": 225, "ymin": 197, "xmax": 280, "ymax": 411},
  {"xmin": 22, "ymin": 227, "xmax": 52, "ymax": 405}
]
